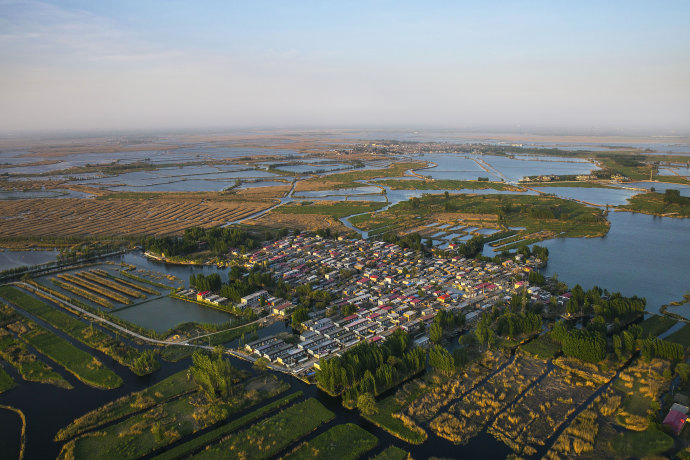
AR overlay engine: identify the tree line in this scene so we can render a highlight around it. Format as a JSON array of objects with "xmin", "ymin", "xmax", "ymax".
[
  {"xmin": 145, "ymin": 225, "xmax": 271, "ymax": 257},
  {"xmin": 316, "ymin": 330, "xmax": 426, "ymax": 404}
]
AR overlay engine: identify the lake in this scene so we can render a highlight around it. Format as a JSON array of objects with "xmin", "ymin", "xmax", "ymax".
[
  {"xmin": 409, "ymin": 152, "xmax": 597, "ymax": 183},
  {"xmin": 532, "ymin": 186, "xmax": 639, "ymax": 206},
  {"xmin": 533, "ymin": 212, "xmax": 690, "ymax": 314},
  {"xmin": 112, "ymin": 296, "xmax": 235, "ymax": 332}
]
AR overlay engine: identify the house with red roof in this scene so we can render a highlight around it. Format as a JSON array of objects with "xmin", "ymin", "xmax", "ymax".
[{"xmin": 663, "ymin": 405, "xmax": 688, "ymax": 435}]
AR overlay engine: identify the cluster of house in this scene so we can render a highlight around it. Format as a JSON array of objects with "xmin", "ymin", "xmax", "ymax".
[
  {"xmin": 240, "ymin": 234, "xmax": 547, "ymax": 371},
  {"xmin": 522, "ymin": 173, "xmax": 629, "ymax": 182},
  {"xmin": 176, "ymin": 289, "xmax": 229, "ymax": 306}
]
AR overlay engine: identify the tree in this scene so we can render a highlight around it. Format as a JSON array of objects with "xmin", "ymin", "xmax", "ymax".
[
  {"xmin": 291, "ymin": 307, "xmax": 310, "ymax": 328},
  {"xmin": 357, "ymin": 393, "xmax": 378, "ymax": 416},
  {"xmin": 430, "ymin": 321, "xmax": 443, "ymax": 344},
  {"xmin": 190, "ymin": 348, "xmax": 237, "ymax": 401},
  {"xmin": 677, "ymin": 363, "xmax": 690, "ymax": 383},
  {"xmin": 613, "ymin": 334, "xmax": 623, "ymax": 361},
  {"xmin": 475, "ymin": 319, "xmax": 495, "ymax": 350},
  {"xmin": 131, "ymin": 350, "xmax": 159, "ymax": 375}
]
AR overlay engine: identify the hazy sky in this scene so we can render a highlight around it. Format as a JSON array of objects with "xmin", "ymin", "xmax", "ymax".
[{"xmin": 1, "ymin": 0, "xmax": 689, "ymax": 133}]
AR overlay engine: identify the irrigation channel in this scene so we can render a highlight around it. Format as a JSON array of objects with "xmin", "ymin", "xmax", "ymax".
[
  {"xmin": 0, "ymin": 289, "xmax": 513, "ymax": 460},
  {"xmin": 0, "ymin": 277, "xmax": 517, "ymax": 459},
  {"xmin": 2, "ymin": 278, "xmax": 636, "ymax": 460}
]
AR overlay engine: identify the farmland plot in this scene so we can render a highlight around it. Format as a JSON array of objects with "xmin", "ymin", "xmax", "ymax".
[
  {"xmin": 405, "ymin": 351, "xmax": 509, "ymax": 422},
  {"xmin": 489, "ymin": 367, "xmax": 599, "ymax": 456},
  {"xmin": 430, "ymin": 356, "xmax": 547, "ymax": 444},
  {"xmin": 0, "ymin": 198, "xmax": 272, "ymax": 237}
]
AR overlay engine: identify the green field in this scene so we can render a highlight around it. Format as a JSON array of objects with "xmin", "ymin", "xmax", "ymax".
[
  {"xmin": 373, "ymin": 179, "xmax": 518, "ymax": 191},
  {"xmin": 22, "ymin": 326, "xmax": 122, "ymax": 389},
  {"xmin": 364, "ymin": 394, "xmax": 427, "ymax": 444},
  {"xmin": 372, "ymin": 446, "xmax": 411, "ymax": 460},
  {"xmin": 665, "ymin": 324, "xmax": 690, "ymax": 347},
  {"xmin": 275, "ymin": 201, "xmax": 387, "ymax": 219},
  {"xmin": 639, "ymin": 315, "xmax": 677, "ymax": 337},
  {"xmin": 0, "ymin": 331, "xmax": 72, "ymax": 389},
  {"xmin": 192, "ymin": 398, "xmax": 334, "ymax": 460},
  {"xmin": 0, "ymin": 285, "xmax": 159, "ymax": 376},
  {"xmin": 284, "ymin": 423, "xmax": 378, "ymax": 460},
  {"xmin": 610, "ymin": 427, "xmax": 674, "ymax": 458},
  {"xmin": 153, "ymin": 391, "xmax": 303, "ymax": 460},
  {"xmin": 520, "ymin": 333, "xmax": 562, "ymax": 359},
  {"xmin": 298, "ymin": 161, "xmax": 426, "ymax": 189},
  {"xmin": 350, "ymin": 193, "xmax": 609, "ymax": 244},
  {"xmin": 0, "ymin": 364, "xmax": 14, "ymax": 393},
  {"xmin": 62, "ymin": 375, "xmax": 289, "ymax": 460},
  {"xmin": 619, "ymin": 192, "xmax": 690, "ymax": 218},
  {"xmin": 56, "ymin": 369, "xmax": 198, "ymax": 442},
  {"xmin": 523, "ymin": 181, "xmax": 617, "ymax": 188}
]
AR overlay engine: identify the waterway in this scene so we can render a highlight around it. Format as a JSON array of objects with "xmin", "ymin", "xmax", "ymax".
[
  {"xmin": 0, "ymin": 405, "xmax": 22, "ymax": 459},
  {"xmin": 0, "ymin": 249, "xmax": 60, "ymax": 270}
]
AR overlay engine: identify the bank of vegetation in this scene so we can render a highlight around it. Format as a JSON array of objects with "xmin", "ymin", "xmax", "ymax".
[
  {"xmin": 350, "ymin": 193, "xmax": 610, "ymax": 248},
  {"xmin": 284, "ymin": 423, "xmax": 378, "ymax": 460},
  {"xmin": 190, "ymin": 398, "xmax": 334, "ymax": 460},
  {"xmin": 620, "ymin": 189, "xmax": 690, "ymax": 218},
  {"xmin": 56, "ymin": 369, "xmax": 198, "ymax": 442},
  {"xmin": 0, "ymin": 328, "xmax": 72, "ymax": 389},
  {"xmin": 59, "ymin": 349, "xmax": 289, "ymax": 460},
  {"xmin": 152, "ymin": 391, "xmax": 303, "ymax": 460},
  {"xmin": 0, "ymin": 286, "xmax": 159, "ymax": 376}
]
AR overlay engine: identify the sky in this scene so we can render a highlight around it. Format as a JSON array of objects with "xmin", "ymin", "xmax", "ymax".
[{"xmin": 0, "ymin": 0, "xmax": 689, "ymax": 134}]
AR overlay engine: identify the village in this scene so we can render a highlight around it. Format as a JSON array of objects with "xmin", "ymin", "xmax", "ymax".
[{"xmin": 175, "ymin": 233, "xmax": 555, "ymax": 377}]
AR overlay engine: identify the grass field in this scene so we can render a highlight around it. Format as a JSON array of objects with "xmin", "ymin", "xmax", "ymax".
[
  {"xmin": 0, "ymin": 197, "xmax": 273, "ymax": 238},
  {"xmin": 619, "ymin": 191, "xmax": 690, "ymax": 218},
  {"xmin": 350, "ymin": 193, "xmax": 609, "ymax": 245},
  {"xmin": 56, "ymin": 369, "xmax": 198, "ymax": 442},
  {"xmin": 639, "ymin": 315, "xmax": 677, "ymax": 337},
  {"xmin": 0, "ymin": 364, "xmax": 14, "ymax": 393},
  {"xmin": 192, "ymin": 398, "xmax": 335, "ymax": 460},
  {"xmin": 610, "ymin": 426, "xmax": 674, "ymax": 457},
  {"xmin": 22, "ymin": 325, "xmax": 122, "ymax": 389},
  {"xmin": 152, "ymin": 391, "xmax": 303, "ymax": 460},
  {"xmin": 63, "ymin": 375, "xmax": 289, "ymax": 460},
  {"xmin": 296, "ymin": 161, "xmax": 426, "ymax": 191},
  {"xmin": 284, "ymin": 423, "xmax": 378, "ymax": 460},
  {"xmin": 275, "ymin": 201, "xmax": 387, "ymax": 219},
  {"xmin": 373, "ymin": 179, "xmax": 521, "ymax": 191},
  {"xmin": 365, "ymin": 394, "xmax": 427, "ymax": 444},
  {"xmin": 0, "ymin": 330, "xmax": 72, "ymax": 389},
  {"xmin": 371, "ymin": 446, "xmax": 411, "ymax": 460},
  {"xmin": 665, "ymin": 324, "xmax": 690, "ymax": 347},
  {"xmin": 0, "ymin": 285, "xmax": 158, "ymax": 376},
  {"xmin": 519, "ymin": 333, "xmax": 562, "ymax": 359},
  {"xmin": 57, "ymin": 273, "xmax": 131, "ymax": 304}
]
